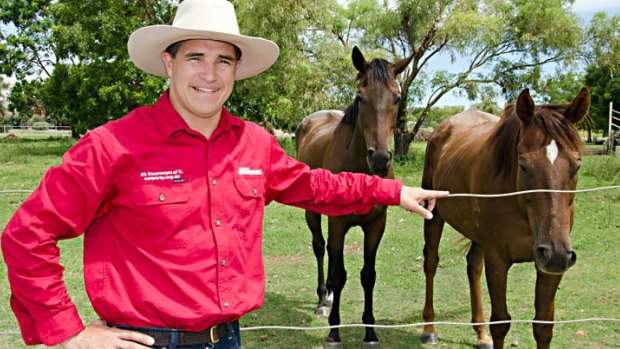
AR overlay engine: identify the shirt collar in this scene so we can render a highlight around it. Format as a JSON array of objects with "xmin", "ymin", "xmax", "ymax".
[{"xmin": 154, "ymin": 91, "xmax": 243, "ymax": 140}]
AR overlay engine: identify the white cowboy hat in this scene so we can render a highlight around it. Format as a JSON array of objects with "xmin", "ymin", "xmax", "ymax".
[{"xmin": 127, "ymin": 0, "xmax": 279, "ymax": 80}]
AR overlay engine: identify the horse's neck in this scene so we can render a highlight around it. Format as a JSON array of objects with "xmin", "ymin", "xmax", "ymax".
[{"xmin": 334, "ymin": 121, "xmax": 370, "ymax": 172}]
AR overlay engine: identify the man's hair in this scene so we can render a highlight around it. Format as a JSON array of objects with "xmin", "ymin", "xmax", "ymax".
[{"xmin": 165, "ymin": 40, "xmax": 242, "ymax": 60}]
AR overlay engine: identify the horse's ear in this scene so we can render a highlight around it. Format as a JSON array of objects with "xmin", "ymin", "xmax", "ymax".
[
  {"xmin": 564, "ymin": 87, "xmax": 590, "ymax": 125},
  {"xmin": 516, "ymin": 88, "xmax": 535, "ymax": 125},
  {"xmin": 352, "ymin": 46, "xmax": 368, "ymax": 74},
  {"xmin": 392, "ymin": 53, "xmax": 414, "ymax": 76}
]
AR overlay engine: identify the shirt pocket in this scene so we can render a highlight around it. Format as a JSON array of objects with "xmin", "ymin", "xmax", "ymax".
[
  {"xmin": 233, "ymin": 173, "xmax": 265, "ymax": 241},
  {"xmin": 131, "ymin": 182, "xmax": 192, "ymax": 205},
  {"xmin": 129, "ymin": 182, "xmax": 194, "ymax": 247}
]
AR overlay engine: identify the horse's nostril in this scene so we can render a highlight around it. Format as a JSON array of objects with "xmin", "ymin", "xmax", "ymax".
[
  {"xmin": 568, "ymin": 251, "xmax": 577, "ymax": 268},
  {"xmin": 535, "ymin": 245, "xmax": 551, "ymax": 265}
]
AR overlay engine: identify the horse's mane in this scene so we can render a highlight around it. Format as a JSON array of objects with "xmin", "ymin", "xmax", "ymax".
[
  {"xmin": 341, "ymin": 58, "xmax": 392, "ymax": 126},
  {"xmin": 489, "ymin": 103, "xmax": 583, "ymax": 178}
]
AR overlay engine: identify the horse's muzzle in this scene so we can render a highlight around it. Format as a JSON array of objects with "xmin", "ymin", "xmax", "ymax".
[
  {"xmin": 367, "ymin": 149, "xmax": 392, "ymax": 177},
  {"xmin": 534, "ymin": 244, "xmax": 577, "ymax": 274}
]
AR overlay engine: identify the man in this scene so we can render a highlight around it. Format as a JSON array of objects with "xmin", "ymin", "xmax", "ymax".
[{"xmin": 1, "ymin": 0, "xmax": 448, "ymax": 348}]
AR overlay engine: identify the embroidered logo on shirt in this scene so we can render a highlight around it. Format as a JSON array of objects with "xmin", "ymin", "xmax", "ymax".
[
  {"xmin": 140, "ymin": 169, "xmax": 185, "ymax": 182},
  {"xmin": 237, "ymin": 167, "xmax": 263, "ymax": 176}
]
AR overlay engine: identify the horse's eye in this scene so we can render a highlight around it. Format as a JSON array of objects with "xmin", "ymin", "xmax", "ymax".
[
  {"xmin": 518, "ymin": 159, "xmax": 527, "ymax": 172},
  {"xmin": 570, "ymin": 159, "xmax": 582, "ymax": 177}
]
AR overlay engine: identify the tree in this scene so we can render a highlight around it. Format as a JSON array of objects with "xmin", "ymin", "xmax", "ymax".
[
  {"xmin": 0, "ymin": 0, "xmax": 55, "ymax": 80},
  {"xmin": 0, "ymin": 76, "xmax": 10, "ymax": 118},
  {"xmin": 230, "ymin": 0, "xmax": 355, "ymax": 131},
  {"xmin": 47, "ymin": 0, "xmax": 176, "ymax": 137},
  {"xmin": 345, "ymin": 0, "xmax": 584, "ymax": 156},
  {"xmin": 0, "ymin": 0, "xmax": 174, "ymax": 137},
  {"xmin": 583, "ymin": 12, "xmax": 620, "ymax": 142}
]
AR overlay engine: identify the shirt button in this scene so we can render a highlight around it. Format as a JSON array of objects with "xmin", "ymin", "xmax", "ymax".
[
  {"xmin": 221, "ymin": 259, "xmax": 227, "ymax": 266},
  {"xmin": 211, "ymin": 178, "xmax": 217, "ymax": 186},
  {"xmin": 223, "ymin": 301, "xmax": 230, "ymax": 308},
  {"xmin": 158, "ymin": 193, "xmax": 166, "ymax": 202},
  {"xmin": 252, "ymin": 188, "xmax": 258, "ymax": 196},
  {"xmin": 215, "ymin": 219, "xmax": 221, "ymax": 227}
]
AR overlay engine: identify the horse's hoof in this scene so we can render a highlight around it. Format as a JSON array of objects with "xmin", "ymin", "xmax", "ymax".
[
  {"xmin": 362, "ymin": 340, "xmax": 382, "ymax": 349},
  {"xmin": 420, "ymin": 332, "xmax": 439, "ymax": 345},
  {"xmin": 477, "ymin": 343, "xmax": 493, "ymax": 349},
  {"xmin": 316, "ymin": 306, "xmax": 331, "ymax": 317},
  {"xmin": 323, "ymin": 340, "xmax": 344, "ymax": 349}
]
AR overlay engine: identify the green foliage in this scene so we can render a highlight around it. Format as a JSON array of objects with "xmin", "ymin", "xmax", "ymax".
[
  {"xmin": 410, "ymin": 105, "xmax": 465, "ymax": 129},
  {"xmin": 277, "ymin": 136, "xmax": 297, "ymax": 158},
  {"xmin": 1, "ymin": 0, "xmax": 173, "ymax": 137},
  {"xmin": 7, "ymin": 80, "xmax": 44, "ymax": 121},
  {"xmin": 585, "ymin": 12, "xmax": 620, "ymax": 76},
  {"xmin": 581, "ymin": 155, "xmax": 620, "ymax": 184},
  {"xmin": 229, "ymin": 0, "xmax": 354, "ymax": 131},
  {"xmin": 0, "ymin": 0, "xmax": 605, "ymax": 144},
  {"xmin": 0, "ymin": 0, "xmax": 55, "ymax": 79},
  {"xmin": 539, "ymin": 70, "xmax": 585, "ymax": 104},
  {"xmin": 583, "ymin": 13, "xmax": 620, "ymax": 136},
  {"xmin": 31, "ymin": 121, "xmax": 50, "ymax": 130}
]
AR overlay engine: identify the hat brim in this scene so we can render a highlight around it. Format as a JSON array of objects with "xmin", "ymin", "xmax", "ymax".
[{"xmin": 128, "ymin": 25, "xmax": 279, "ymax": 80}]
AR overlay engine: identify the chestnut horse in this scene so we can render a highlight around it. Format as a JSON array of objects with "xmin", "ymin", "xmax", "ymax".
[
  {"xmin": 295, "ymin": 46, "xmax": 412, "ymax": 349},
  {"xmin": 420, "ymin": 88, "xmax": 590, "ymax": 349}
]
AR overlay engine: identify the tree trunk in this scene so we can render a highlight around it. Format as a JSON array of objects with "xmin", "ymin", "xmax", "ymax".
[{"xmin": 394, "ymin": 126, "xmax": 415, "ymax": 157}]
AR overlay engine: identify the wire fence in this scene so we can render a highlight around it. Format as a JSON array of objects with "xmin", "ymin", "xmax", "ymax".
[{"xmin": 0, "ymin": 185, "xmax": 618, "ymax": 338}]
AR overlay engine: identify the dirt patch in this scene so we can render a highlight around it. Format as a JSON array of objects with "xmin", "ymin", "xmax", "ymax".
[{"xmin": 3, "ymin": 133, "xmax": 20, "ymax": 141}]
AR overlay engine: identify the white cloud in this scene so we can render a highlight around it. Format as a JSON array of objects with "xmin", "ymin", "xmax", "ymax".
[{"xmin": 572, "ymin": 0, "xmax": 620, "ymax": 14}]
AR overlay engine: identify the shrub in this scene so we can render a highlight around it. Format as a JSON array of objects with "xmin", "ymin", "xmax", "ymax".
[{"xmin": 32, "ymin": 121, "xmax": 51, "ymax": 131}]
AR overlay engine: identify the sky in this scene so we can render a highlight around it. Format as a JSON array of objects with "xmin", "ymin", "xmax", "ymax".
[{"xmin": 435, "ymin": 0, "xmax": 620, "ymax": 107}]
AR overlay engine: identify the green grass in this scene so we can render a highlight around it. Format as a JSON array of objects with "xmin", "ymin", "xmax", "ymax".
[{"xmin": 0, "ymin": 139, "xmax": 619, "ymax": 348}]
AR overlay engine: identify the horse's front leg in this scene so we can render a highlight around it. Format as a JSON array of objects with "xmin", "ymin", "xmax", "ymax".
[
  {"xmin": 484, "ymin": 249, "xmax": 512, "ymax": 349},
  {"xmin": 421, "ymin": 211, "xmax": 445, "ymax": 345},
  {"xmin": 324, "ymin": 218, "xmax": 349, "ymax": 349},
  {"xmin": 466, "ymin": 242, "xmax": 493, "ymax": 349},
  {"xmin": 533, "ymin": 271, "xmax": 563, "ymax": 349},
  {"xmin": 305, "ymin": 210, "xmax": 332, "ymax": 316},
  {"xmin": 359, "ymin": 212, "xmax": 387, "ymax": 348}
]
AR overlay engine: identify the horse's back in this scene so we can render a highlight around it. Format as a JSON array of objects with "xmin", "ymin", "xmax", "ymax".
[
  {"xmin": 424, "ymin": 110, "xmax": 498, "ymax": 187},
  {"xmin": 295, "ymin": 110, "xmax": 344, "ymax": 168},
  {"xmin": 429, "ymin": 110, "xmax": 498, "ymax": 148}
]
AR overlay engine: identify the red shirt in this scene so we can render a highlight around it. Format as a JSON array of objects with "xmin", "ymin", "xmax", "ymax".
[{"xmin": 1, "ymin": 92, "xmax": 402, "ymax": 346}]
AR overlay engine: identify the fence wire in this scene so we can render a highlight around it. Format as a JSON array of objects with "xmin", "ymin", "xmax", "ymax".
[{"xmin": 0, "ymin": 186, "xmax": 618, "ymax": 337}]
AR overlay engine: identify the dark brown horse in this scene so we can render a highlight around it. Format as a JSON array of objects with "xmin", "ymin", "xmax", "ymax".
[
  {"xmin": 295, "ymin": 46, "xmax": 412, "ymax": 349},
  {"xmin": 420, "ymin": 87, "xmax": 590, "ymax": 349}
]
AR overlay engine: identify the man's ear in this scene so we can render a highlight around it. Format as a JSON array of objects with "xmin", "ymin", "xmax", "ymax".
[
  {"xmin": 235, "ymin": 59, "xmax": 242, "ymax": 75},
  {"xmin": 161, "ymin": 51, "xmax": 173, "ymax": 78}
]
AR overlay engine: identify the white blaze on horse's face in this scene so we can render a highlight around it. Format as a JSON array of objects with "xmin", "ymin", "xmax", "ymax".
[{"xmin": 546, "ymin": 139, "xmax": 559, "ymax": 165}]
